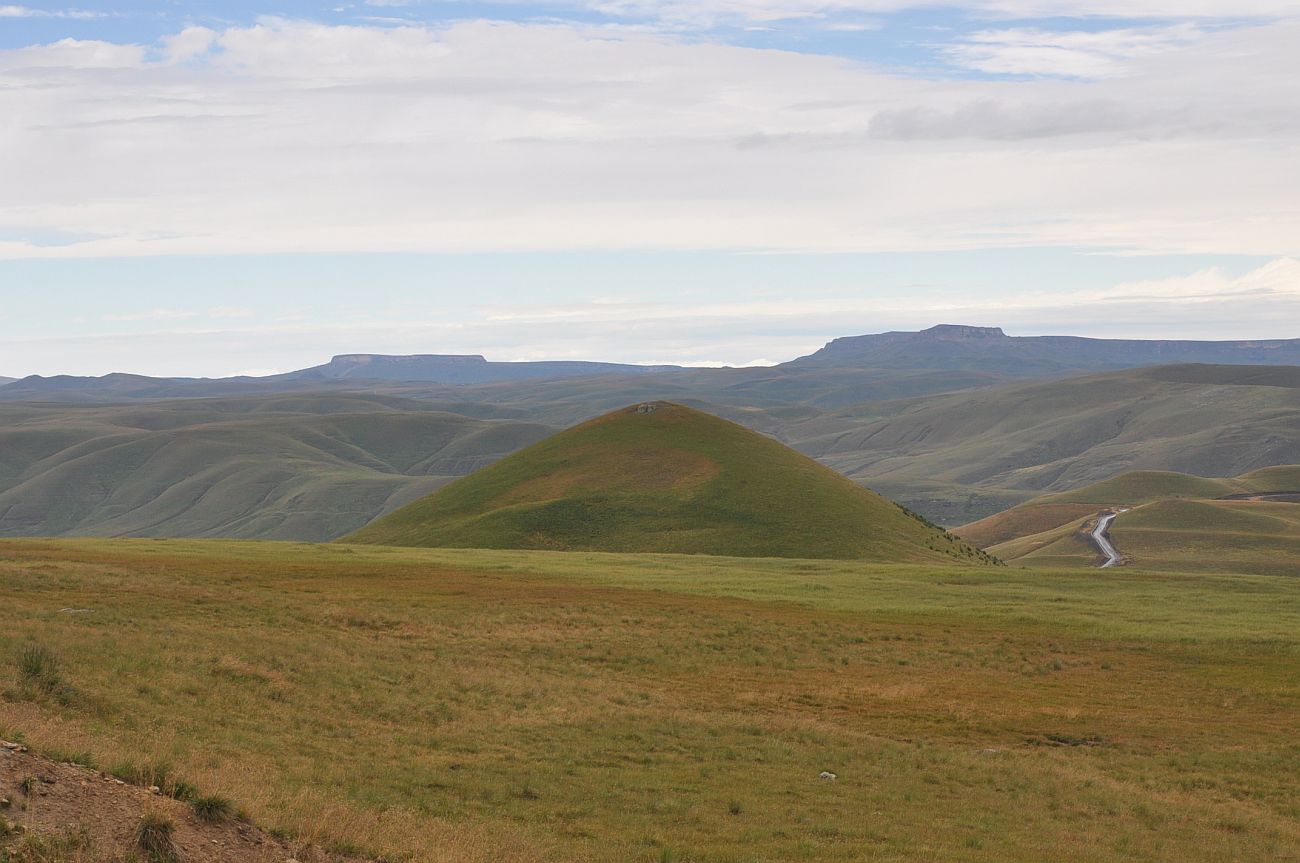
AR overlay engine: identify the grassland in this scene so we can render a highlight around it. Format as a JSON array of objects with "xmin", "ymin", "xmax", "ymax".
[
  {"xmin": 2, "ymin": 539, "xmax": 1299, "ymax": 862},
  {"xmin": 348, "ymin": 403, "xmax": 988, "ymax": 563},
  {"xmin": 6, "ymin": 364, "xmax": 1300, "ymax": 542},
  {"xmin": 0, "ymin": 396, "xmax": 553, "ymax": 541},
  {"xmin": 961, "ymin": 466, "xmax": 1300, "ymax": 573}
]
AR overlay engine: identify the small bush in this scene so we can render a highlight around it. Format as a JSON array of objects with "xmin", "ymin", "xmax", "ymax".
[
  {"xmin": 190, "ymin": 794, "xmax": 234, "ymax": 824},
  {"xmin": 134, "ymin": 813, "xmax": 179, "ymax": 863}
]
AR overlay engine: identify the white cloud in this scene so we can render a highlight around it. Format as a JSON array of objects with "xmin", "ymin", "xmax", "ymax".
[
  {"xmin": 480, "ymin": 0, "xmax": 1300, "ymax": 26},
  {"xmin": 0, "ymin": 5, "xmax": 104, "ymax": 18},
  {"xmin": 943, "ymin": 24, "xmax": 1205, "ymax": 77},
  {"xmin": 1, "ymin": 18, "xmax": 1299, "ymax": 260}
]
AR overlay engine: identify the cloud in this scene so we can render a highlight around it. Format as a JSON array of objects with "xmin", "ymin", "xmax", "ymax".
[
  {"xmin": 468, "ymin": 0, "xmax": 1300, "ymax": 26},
  {"xmin": 1, "ymin": 17, "xmax": 1299, "ymax": 260},
  {"xmin": 943, "ymin": 24, "xmax": 1205, "ymax": 78},
  {"xmin": 0, "ymin": 5, "xmax": 104, "ymax": 18}
]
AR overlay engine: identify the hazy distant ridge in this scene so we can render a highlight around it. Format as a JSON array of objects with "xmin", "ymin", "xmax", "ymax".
[
  {"xmin": 792, "ymin": 324, "xmax": 1300, "ymax": 374},
  {"xmin": 275, "ymin": 353, "xmax": 683, "ymax": 384}
]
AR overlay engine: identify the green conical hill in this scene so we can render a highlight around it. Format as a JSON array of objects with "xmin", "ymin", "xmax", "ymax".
[{"xmin": 345, "ymin": 402, "xmax": 990, "ymax": 563}]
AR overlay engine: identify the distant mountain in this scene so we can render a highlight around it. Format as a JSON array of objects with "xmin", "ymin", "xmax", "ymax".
[
  {"xmin": 275, "ymin": 353, "xmax": 682, "ymax": 384},
  {"xmin": 8, "ymin": 325, "xmax": 1300, "ymax": 404},
  {"xmin": 789, "ymin": 324, "xmax": 1300, "ymax": 375},
  {"xmin": 0, "ymin": 377, "xmax": 14, "ymax": 387},
  {"xmin": 346, "ymin": 401, "xmax": 994, "ymax": 563}
]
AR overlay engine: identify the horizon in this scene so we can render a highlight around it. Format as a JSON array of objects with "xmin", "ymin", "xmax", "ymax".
[{"xmin": 6, "ymin": 319, "xmax": 1300, "ymax": 380}]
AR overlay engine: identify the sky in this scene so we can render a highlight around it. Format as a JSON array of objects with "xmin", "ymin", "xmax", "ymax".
[{"xmin": 2, "ymin": 1, "xmax": 1299, "ymax": 377}]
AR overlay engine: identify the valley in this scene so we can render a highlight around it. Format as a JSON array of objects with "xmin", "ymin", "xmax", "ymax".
[{"xmin": 3, "ymin": 356, "xmax": 1300, "ymax": 540}]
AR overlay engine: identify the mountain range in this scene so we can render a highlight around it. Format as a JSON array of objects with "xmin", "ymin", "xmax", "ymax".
[{"xmin": 7, "ymin": 324, "xmax": 1300, "ymax": 400}]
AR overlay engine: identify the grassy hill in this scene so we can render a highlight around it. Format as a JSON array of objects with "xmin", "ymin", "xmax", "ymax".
[
  {"xmin": 958, "ymin": 466, "xmax": 1300, "ymax": 574},
  {"xmin": 796, "ymin": 363, "xmax": 1300, "ymax": 523},
  {"xmin": 0, "ymin": 395, "xmax": 554, "ymax": 541},
  {"xmin": 347, "ymin": 403, "xmax": 990, "ymax": 563},
  {"xmin": 3, "ymin": 539, "xmax": 1299, "ymax": 862},
  {"xmin": 4, "ymin": 363, "xmax": 1300, "ymax": 540}
]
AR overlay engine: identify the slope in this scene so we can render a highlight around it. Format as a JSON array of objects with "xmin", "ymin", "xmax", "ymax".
[
  {"xmin": 797, "ymin": 363, "xmax": 1300, "ymax": 523},
  {"xmin": 0, "ymin": 395, "xmax": 554, "ymax": 541},
  {"xmin": 959, "ymin": 466, "xmax": 1300, "ymax": 574},
  {"xmin": 346, "ymin": 402, "xmax": 991, "ymax": 562}
]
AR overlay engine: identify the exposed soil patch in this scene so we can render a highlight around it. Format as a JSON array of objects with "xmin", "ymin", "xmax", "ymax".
[{"xmin": 1, "ymin": 742, "xmax": 360, "ymax": 863}]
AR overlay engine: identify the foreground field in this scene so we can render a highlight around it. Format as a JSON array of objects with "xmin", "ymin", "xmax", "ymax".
[{"xmin": 2, "ymin": 540, "xmax": 1299, "ymax": 861}]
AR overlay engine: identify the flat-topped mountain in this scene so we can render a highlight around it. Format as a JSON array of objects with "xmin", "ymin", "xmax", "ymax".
[
  {"xmin": 790, "ymin": 324, "xmax": 1300, "ymax": 375},
  {"xmin": 345, "ymin": 402, "xmax": 993, "ymax": 562},
  {"xmin": 276, "ymin": 353, "xmax": 683, "ymax": 384}
]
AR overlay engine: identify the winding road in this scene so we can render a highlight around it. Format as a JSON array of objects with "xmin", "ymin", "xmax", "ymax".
[{"xmin": 1090, "ymin": 510, "xmax": 1128, "ymax": 568}]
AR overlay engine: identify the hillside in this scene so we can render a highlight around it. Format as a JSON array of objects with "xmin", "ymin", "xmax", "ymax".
[
  {"xmin": 0, "ymin": 395, "xmax": 554, "ymax": 541},
  {"xmin": 959, "ymin": 466, "xmax": 1300, "ymax": 574},
  {"xmin": 4, "ymin": 364, "xmax": 1300, "ymax": 540},
  {"xmin": 346, "ymin": 403, "xmax": 990, "ymax": 562},
  {"xmin": 798, "ymin": 364, "xmax": 1300, "ymax": 523}
]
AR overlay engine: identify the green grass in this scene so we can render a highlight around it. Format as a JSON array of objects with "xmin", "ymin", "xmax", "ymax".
[
  {"xmin": 0, "ymin": 396, "xmax": 554, "ymax": 542},
  {"xmin": 965, "ymin": 467, "xmax": 1300, "ymax": 572},
  {"xmin": 134, "ymin": 813, "xmax": 177, "ymax": 863},
  {"xmin": 347, "ymin": 403, "xmax": 990, "ymax": 563},
  {"xmin": 2, "ymin": 538, "xmax": 1299, "ymax": 862},
  {"xmin": 1046, "ymin": 471, "xmax": 1242, "ymax": 505}
]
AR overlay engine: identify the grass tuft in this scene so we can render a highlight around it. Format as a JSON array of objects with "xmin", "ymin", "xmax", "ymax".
[
  {"xmin": 190, "ymin": 794, "xmax": 234, "ymax": 824},
  {"xmin": 0, "ymin": 826, "xmax": 93, "ymax": 863},
  {"xmin": 16, "ymin": 645, "xmax": 68, "ymax": 702},
  {"xmin": 134, "ymin": 813, "xmax": 178, "ymax": 863}
]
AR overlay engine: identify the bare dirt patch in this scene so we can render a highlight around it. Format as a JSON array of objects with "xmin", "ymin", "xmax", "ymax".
[{"xmin": 1, "ymin": 742, "xmax": 359, "ymax": 863}]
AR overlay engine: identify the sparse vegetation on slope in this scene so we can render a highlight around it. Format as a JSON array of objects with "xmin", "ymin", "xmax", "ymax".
[{"xmin": 347, "ymin": 403, "xmax": 988, "ymax": 562}]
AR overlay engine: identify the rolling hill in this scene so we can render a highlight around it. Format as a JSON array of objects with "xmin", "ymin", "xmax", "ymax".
[
  {"xmin": 958, "ymin": 466, "xmax": 1300, "ymax": 574},
  {"xmin": 346, "ymin": 402, "xmax": 993, "ymax": 562},
  {"xmin": 3, "ymin": 364, "xmax": 1300, "ymax": 540},
  {"xmin": 797, "ymin": 364, "xmax": 1300, "ymax": 523},
  {"xmin": 0, "ymin": 395, "xmax": 555, "ymax": 541}
]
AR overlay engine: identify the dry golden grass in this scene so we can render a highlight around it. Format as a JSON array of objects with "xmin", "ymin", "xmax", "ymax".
[{"xmin": 2, "ymin": 539, "xmax": 1299, "ymax": 862}]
